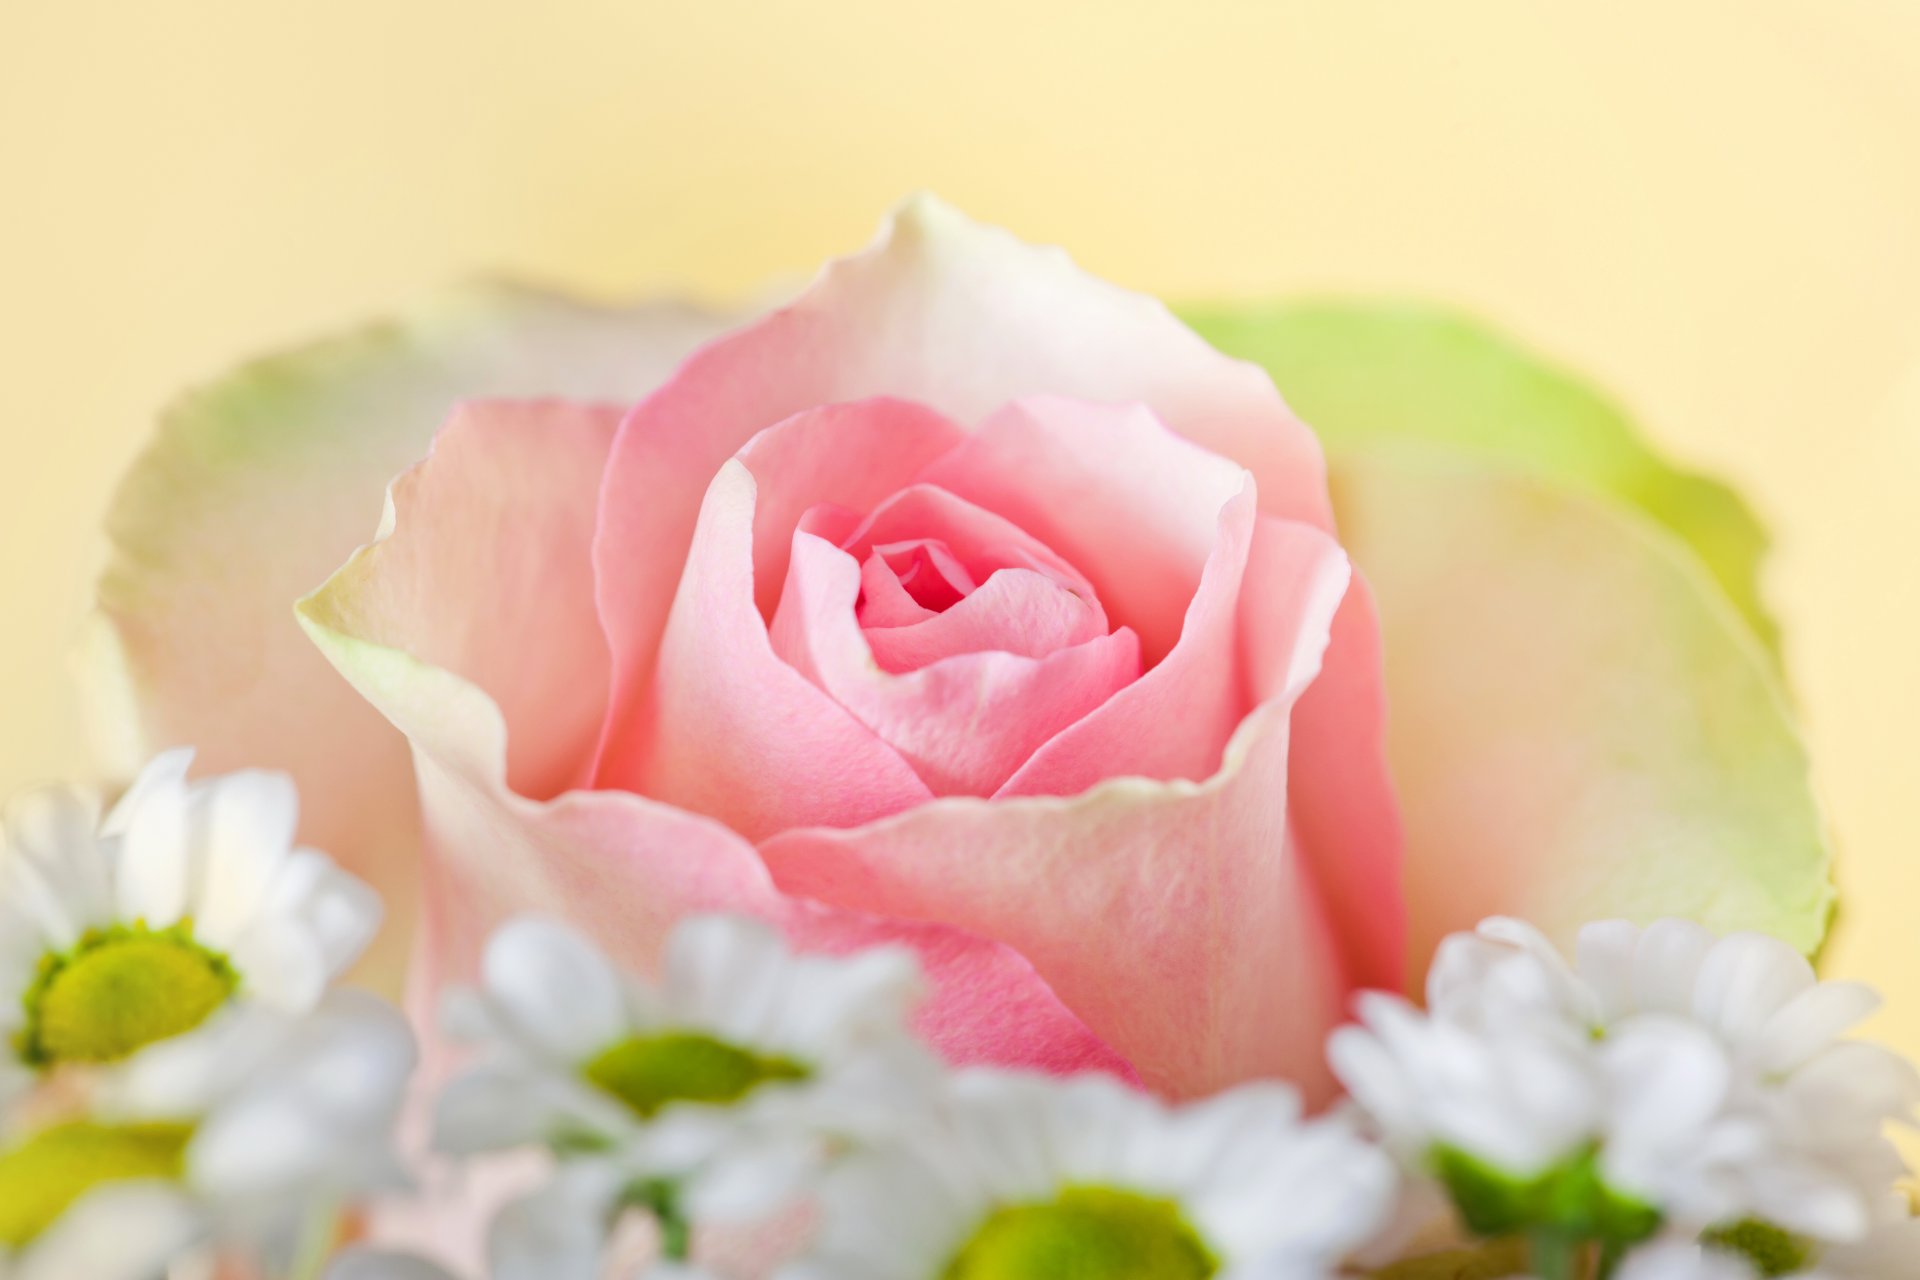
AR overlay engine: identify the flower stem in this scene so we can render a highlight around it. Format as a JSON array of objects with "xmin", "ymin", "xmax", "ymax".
[
  {"xmin": 635, "ymin": 1179, "xmax": 693, "ymax": 1262},
  {"xmin": 285, "ymin": 1199, "xmax": 342, "ymax": 1280},
  {"xmin": 1529, "ymin": 1227, "xmax": 1586, "ymax": 1280}
]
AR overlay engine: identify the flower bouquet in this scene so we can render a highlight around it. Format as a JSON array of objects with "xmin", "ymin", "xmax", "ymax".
[{"xmin": 2, "ymin": 199, "xmax": 1905, "ymax": 1280}]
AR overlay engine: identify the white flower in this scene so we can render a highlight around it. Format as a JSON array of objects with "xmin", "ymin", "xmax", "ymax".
[
  {"xmin": 1330, "ymin": 992, "xmax": 1760, "ymax": 1234},
  {"xmin": 1428, "ymin": 917, "xmax": 1917, "ymax": 1242},
  {"xmin": 323, "ymin": 1249, "xmax": 463, "ymax": 1280},
  {"xmin": 1610, "ymin": 1216, "xmax": 1920, "ymax": 1280},
  {"xmin": 438, "ymin": 914, "xmax": 933, "ymax": 1277},
  {"xmin": 323, "ymin": 1249, "xmax": 724, "ymax": 1280},
  {"xmin": 782, "ymin": 1068, "xmax": 1397, "ymax": 1280},
  {"xmin": 1789, "ymin": 1215, "xmax": 1920, "ymax": 1279},
  {"xmin": 0, "ymin": 751, "xmax": 383, "ymax": 1096},
  {"xmin": 0, "ymin": 989, "xmax": 414, "ymax": 1280},
  {"xmin": 1615, "ymin": 1240, "xmax": 1759, "ymax": 1280}
]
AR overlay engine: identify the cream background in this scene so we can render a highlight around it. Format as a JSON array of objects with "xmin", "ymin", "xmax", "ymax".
[{"xmin": 3, "ymin": 3, "xmax": 1917, "ymax": 1063}]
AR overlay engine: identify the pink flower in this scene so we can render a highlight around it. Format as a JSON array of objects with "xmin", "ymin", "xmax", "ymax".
[
  {"xmin": 91, "ymin": 197, "xmax": 1834, "ymax": 1119},
  {"xmin": 288, "ymin": 198, "xmax": 1403, "ymax": 1098}
]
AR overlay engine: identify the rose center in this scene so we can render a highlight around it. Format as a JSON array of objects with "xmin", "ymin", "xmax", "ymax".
[
  {"xmin": 944, "ymin": 1185, "xmax": 1218, "ymax": 1280},
  {"xmin": 581, "ymin": 1031, "xmax": 810, "ymax": 1118},
  {"xmin": 0, "ymin": 1121, "xmax": 195, "ymax": 1247},
  {"xmin": 883, "ymin": 542, "xmax": 975, "ymax": 613},
  {"xmin": 25, "ymin": 928, "xmax": 237, "ymax": 1066}
]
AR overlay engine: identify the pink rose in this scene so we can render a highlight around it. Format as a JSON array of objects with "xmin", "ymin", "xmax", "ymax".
[
  {"xmin": 93, "ymin": 197, "xmax": 1833, "ymax": 1117},
  {"xmin": 288, "ymin": 198, "xmax": 1402, "ymax": 1097}
]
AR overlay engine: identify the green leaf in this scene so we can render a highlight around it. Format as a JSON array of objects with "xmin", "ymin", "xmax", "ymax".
[{"xmin": 1181, "ymin": 300, "xmax": 1779, "ymax": 661}]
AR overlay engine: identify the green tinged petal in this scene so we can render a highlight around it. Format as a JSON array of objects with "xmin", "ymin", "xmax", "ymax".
[
  {"xmin": 1182, "ymin": 301, "xmax": 1831, "ymax": 967},
  {"xmin": 1181, "ymin": 301, "xmax": 1778, "ymax": 659},
  {"xmin": 91, "ymin": 284, "xmax": 735, "ymax": 984},
  {"xmin": 1336, "ymin": 448, "xmax": 1832, "ymax": 972}
]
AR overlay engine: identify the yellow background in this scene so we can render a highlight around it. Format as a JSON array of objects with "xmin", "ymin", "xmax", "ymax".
[{"xmin": 3, "ymin": 2, "xmax": 1917, "ymax": 1062}]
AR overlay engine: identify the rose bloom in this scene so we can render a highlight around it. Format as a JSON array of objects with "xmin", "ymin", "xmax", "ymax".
[
  {"xmin": 90, "ymin": 198, "xmax": 1828, "ymax": 1105},
  {"xmin": 305, "ymin": 198, "xmax": 1402, "ymax": 1098}
]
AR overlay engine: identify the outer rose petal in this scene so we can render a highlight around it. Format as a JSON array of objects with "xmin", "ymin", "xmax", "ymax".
[
  {"xmin": 1332, "ymin": 448, "xmax": 1833, "ymax": 978},
  {"xmin": 296, "ymin": 400, "xmax": 1128, "ymax": 1065},
  {"xmin": 90, "ymin": 284, "xmax": 735, "ymax": 983},
  {"xmin": 593, "ymin": 196, "xmax": 1333, "ymax": 778},
  {"xmin": 1182, "ymin": 300, "xmax": 1779, "ymax": 662},
  {"xmin": 761, "ymin": 517, "xmax": 1364, "ymax": 1100}
]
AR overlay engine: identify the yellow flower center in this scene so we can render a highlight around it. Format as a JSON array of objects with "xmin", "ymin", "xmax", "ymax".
[
  {"xmin": 581, "ymin": 1031, "xmax": 809, "ymax": 1118},
  {"xmin": 23, "ymin": 926, "xmax": 237, "ymax": 1066},
  {"xmin": 0, "ymin": 1121, "xmax": 195, "ymax": 1247},
  {"xmin": 944, "ymin": 1185, "xmax": 1219, "ymax": 1280}
]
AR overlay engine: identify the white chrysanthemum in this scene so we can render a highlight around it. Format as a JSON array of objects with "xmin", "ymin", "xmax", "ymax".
[
  {"xmin": 323, "ymin": 1252, "xmax": 455, "ymax": 1280},
  {"xmin": 1330, "ymin": 992, "xmax": 1761, "ymax": 1234},
  {"xmin": 0, "ymin": 751, "xmax": 382, "ymax": 1097},
  {"xmin": 1610, "ymin": 1216, "xmax": 1920, "ymax": 1280},
  {"xmin": 324, "ymin": 1249, "xmax": 720, "ymax": 1280},
  {"xmin": 1788, "ymin": 1215, "xmax": 1920, "ymax": 1279},
  {"xmin": 1427, "ymin": 917, "xmax": 1917, "ymax": 1242},
  {"xmin": 781, "ymin": 1068, "xmax": 1397, "ymax": 1280},
  {"xmin": 1614, "ymin": 1240, "xmax": 1760, "ymax": 1280},
  {"xmin": 0, "ymin": 990, "xmax": 414, "ymax": 1280},
  {"xmin": 437, "ymin": 912, "xmax": 933, "ymax": 1271}
]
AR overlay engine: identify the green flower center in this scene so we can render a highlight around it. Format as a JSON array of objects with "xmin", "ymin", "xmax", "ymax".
[
  {"xmin": 581, "ymin": 1031, "xmax": 809, "ymax": 1119},
  {"xmin": 0, "ymin": 1121, "xmax": 195, "ymax": 1247},
  {"xmin": 22, "ymin": 925, "xmax": 237, "ymax": 1066},
  {"xmin": 1704, "ymin": 1219, "xmax": 1811, "ymax": 1278},
  {"xmin": 944, "ymin": 1186, "xmax": 1218, "ymax": 1280}
]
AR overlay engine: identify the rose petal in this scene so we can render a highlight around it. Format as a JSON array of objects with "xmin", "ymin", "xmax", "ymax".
[
  {"xmin": 1275, "ymin": 574, "xmax": 1407, "ymax": 997},
  {"xmin": 611, "ymin": 459, "xmax": 934, "ymax": 835},
  {"xmin": 770, "ymin": 532, "xmax": 1142, "ymax": 795},
  {"xmin": 1182, "ymin": 299, "xmax": 1779, "ymax": 660},
  {"xmin": 906, "ymin": 396, "xmax": 1272, "ymax": 793},
  {"xmin": 306, "ymin": 399, "xmax": 624, "ymax": 801},
  {"xmin": 735, "ymin": 397, "xmax": 971, "ymax": 621},
  {"xmin": 296, "ymin": 402, "xmax": 1125, "ymax": 1071},
  {"xmin": 829, "ymin": 483, "xmax": 1102, "ymax": 631},
  {"xmin": 760, "ymin": 517, "xmax": 1364, "ymax": 1099},
  {"xmin": 300, "ymin": 393, "xmax": 1134, "ymax": 1267},
  {"xmin": 855, "ymin": 548, "xmax": 941, "ymax": 629},
  {"xmin": 594, "ymin": 196, "xmax": 1332, "ymax": 776},
  {"xmin": 861, "ymin": 563, "xmax": 1111, "ymax": 673},
  {"xmin": 761, "ymin": 700, "xmax": 1350, "ymax": 1100},
  {"xmin": 1331, "ymin": 449, "xmax": 1833, "ymax": 978},
  {"xmin": 93, "ymin": 284, "xmax": 734, "ymax": 983}
]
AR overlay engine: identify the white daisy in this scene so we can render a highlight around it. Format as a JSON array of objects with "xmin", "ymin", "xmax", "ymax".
[
  {"xmin": 0, "ymin": 989, "xmax": 414, "ymax": 1280},
  {"xmin": 323, "ymin": 1249, "xmax": 463, "ymax": 1280},
  {"xmin": 437, "ymin": 914, "xmax": 933, "ymax": 1275},
  {"xmin": 1615, "ymin": 1240, "xmax": 1760, "ymax": 1280},
  {"xmin": 1608, "ymin": 1215, "xmax": 1920, "ymax": 1280},
  {"xmin": 323, "ymin": 1252, "xmax": 716, "ymax": 1280},
  {"xmin": 1329, "ymin": 992, "xmax": 1760, "ymax": 1239},
  {"xmin": 1786, "ymin": 1215, "xmax": 1920, "ymax": 1279},
  {"xmin": 0, "ymin": 750, "xmax": 383, "ymax": 1095},
  {"xmin": 781, "ymin": 1068, "xmax": 1397, "ymax": 1280},
  {"xmin": 1429, "ymin": 918, "xmax": 1917, "ymax": 1243}
]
